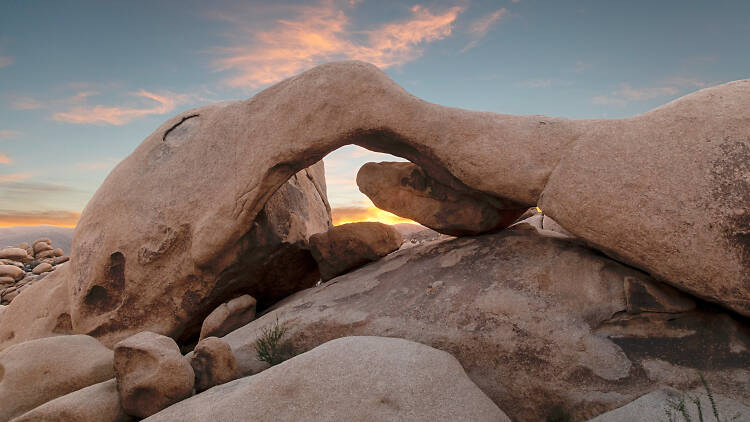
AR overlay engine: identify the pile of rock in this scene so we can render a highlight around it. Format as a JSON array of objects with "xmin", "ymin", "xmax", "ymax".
[{"xmin": 0, "ymin": 238, "xmax": 69, "ymax": 305}]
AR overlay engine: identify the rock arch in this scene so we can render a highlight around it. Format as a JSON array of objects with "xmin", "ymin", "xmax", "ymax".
[{"xmin": 1, "ymin": 61, "xmax": 748, "ymax": 349}]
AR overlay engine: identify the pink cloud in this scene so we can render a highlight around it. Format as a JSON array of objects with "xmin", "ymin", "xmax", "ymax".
[
  {"xmin": 461, "ymin": 8, "xmax": 507, "ymax": 52},
  {"xmin": 52, "ymin": 90, "xmax": 181, "ymax": 125},
  {"xmin": 0, "ymin": 130, "xmax": 23, "ymax": 140},
  {"xmin": 212, "ymin": 2, "xmax": 464, "ymax": 88},
  {"xmin": 0, "ymin": 172, "xmax": 31, "ymax": 183},
  {"xmin": 0, "ymin": 153, "xmax": 11, "ymax": 164}
]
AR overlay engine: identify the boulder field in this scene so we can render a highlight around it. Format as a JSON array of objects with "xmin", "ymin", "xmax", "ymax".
[{"xmin": 0, "ymin": 61, "xmax": 747, "ymax": 420}]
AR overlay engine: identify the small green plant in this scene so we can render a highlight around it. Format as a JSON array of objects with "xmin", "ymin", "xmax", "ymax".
[
  {"xmin": 255, "ymin": 317, "xmax": 295, "ymax": 366},
  {"xmin": 662, "ymin": 373, "xmax": 742, "ymax": 422}
]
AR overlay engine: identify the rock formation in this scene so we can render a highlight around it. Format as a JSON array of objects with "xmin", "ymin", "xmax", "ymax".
[
  {"xmin": 357, "ymin": 161, "xmax": 526, "ymax": 235},
  {"xmin": 113, "ymin": 331, "xmax": 195, "ymax": 418},
  {"xmin": 199, "ymin": 295, "xmax": 257, "ymax": 341},
  {"xmin": 189, "ymin": 337, "xmax": 238, "ymax": 392},
  {"xmin": 0, "ymin": 237, "xmax": 69, "ymax": 305},
  {"xmin": 10, "ymin": 380, "xmax": 132, "ymax": 422},
  {"xmin": 0, "ymin": 335, "xmax": 114, "ymax": 421},
  {"xmin": 309, "ymin": 221, "xmax": 403, "ymax": 281},
  {"xmin": 144, "ymin": 336, "xmax": 510, "ymax": 422},
  {"xmin": 220, "ymin": 225, "xmax": 750, "ymax": 421}
]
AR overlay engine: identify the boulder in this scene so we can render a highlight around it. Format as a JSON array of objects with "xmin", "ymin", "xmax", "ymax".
[
  {"xmin": 586, "ymin": 387, "xmax": 750, "ymax": 422},
  {"xmin": 190, "ymin": 337, "xmax": 238, "ymax": 392},
  {"xmin": 10, "ymin": 379, "xmax": 132, "ymax": 422},
  {"xmin": 0, "ymin": 247, "xmax": 28, "ymax": 260},
  {"xmin": 33, "ymin": 241, "xmax": 53, "ymax": 254},
  {"xmin": 220, "ymin": 226, "xmax": 750, "ymax": 421},
  {"xmin": 0, "ymin": 267, "xmax": 73, "ymax": 351},
  {"xmin": 0, "ymin": 334, "xmax": 114, "ymax": 421},
  {"xmin": 53, "ymin": 255, "xmax": 70, "ymax": 265},
  {"xmin": 113, "ymin": 331, "xmax": 195, "ymax": 418},
  {"xmin": 0, "ymin": 276, "xmax": 14, "ymax": 284},
  {"xmin": 145, "ymin": 336, "xmax": 510, "ymax": 422},
  {"xmin": 32, "ymin": 262, "xmax": 53, "ymax": 275},
  {"xmin": 357, "ymin": 161, "xmax": 526, "ymax": 236},
  {"xmin": 53, "ymin": 247, "xmax": 64, "ymax": 257},
  {"xmin": 310, "ymin": 222, "xmax": 403, "ymax": 281},
  {"xmin": 199, "ymin": 295, "xmax": 257, "ymax": 341},
  {"xmin": 0, "ymin": 264, "xmax": 24, "ymax": 281}
]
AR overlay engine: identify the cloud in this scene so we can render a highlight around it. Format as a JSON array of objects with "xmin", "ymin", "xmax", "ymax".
[
  {"xmin": 0, "ymin": 55, "xmax": 12, "ymax": 68},
  {"xmin": 331, "ymin": 205, "xmax": 415, "ymax": 225},
  {"xmin": 0, "ymin": 154, "xmax": 11, "ymax": 164},
  {"xmin": 212, "ymin": 1, "xmax": 464, "ymax": 88},
  {"xmin": 0, "ymin": 172, "xmax": 31, "ymax": 183},
  {"xmin": 52, "ymin": 90, "xmax": 181, "ymax": 125},
  {"xmin": 592, "ymin": 77, "xmax": 708, "ymax": 106},
  {"xmin": 74, "ymin": 157, "xmax": 121, "ymax": 171},
  {"xmin": 461, "ymin": 8, "xmax": 507, "ymax": 52},
  {"xmin": 0, "ymin": 210, "xmax": 80, "ymax": 228},
  {"xmin": 9, "ymin": 96, "xmax": 43, "ymax": 110},
  {"xmin": 0, "ymin": 130, "xmax": 23, "ymax": 140}
]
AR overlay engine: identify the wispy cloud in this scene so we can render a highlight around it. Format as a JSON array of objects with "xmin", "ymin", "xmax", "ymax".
[
  {"xmin": 0, "ymin": 154, "xmax": 11, "ymax": 164},
  {"xmin": 211, "ymin": 1, "xmax": 464, "ymax": 88},
  {"xmin": 592, "ymin": 77, "xmax": 709, "ymax": 106},
  {"xmin": 52, "ymin": 90, "xmax": 182, "ymax": 125},
  {"xmin": 74, "ymin": 157, "xmax": 121, "ymax": 171},
  {"xmin": 0, "ymin": 210, "xmax": 81, "ymax": 228},
  {"xmin": 0, "ymin": 130, "xmax": 23, "ymax": 140},
  {"xmin": 461, "ymin": 8, "xmax": 507, "ymax": 52},
  {"xmin": 8, "ymin": 96, "xmax": 43, "ymax": 110},
  {"xmin": 0, "ymin": 172, "xmax": 31, "ymax": 183},
  {"xmin": 0, "ymin": 55, "xmax": 12, "ymax": 68}
]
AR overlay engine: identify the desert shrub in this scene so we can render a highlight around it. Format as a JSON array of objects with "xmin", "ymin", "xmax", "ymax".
[
  {"xmin": 663, "ymin": 373, "xmax": 741, "ymax": 422},
  {"xmin": 255, "ymin": 317, "xmax": 295, "ymax": 366}
]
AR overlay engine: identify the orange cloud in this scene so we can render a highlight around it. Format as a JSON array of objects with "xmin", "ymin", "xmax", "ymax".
[
  {"xmin": 461, "ymin": 8, "xmax": 507, "ymax": 52},
  {"xmin": 0, "ymin": 210, "xmax": 80, "ymax": 228},
  {"xmin": 52, "ymin": 90, "xmax": 180, "ymax": 125},
  {"xmin": 213, "ymin": 2, "xmax": 464, "ymax": 88},
  {"xmin": 332, "ymin": 205, "xmax": 416, "ymax": 226},
  {"xmin": 0, "ymin": 172, "xmax": 31, "ymax": 183},
  {"xmin": 0, "ymin": 129, "xmax": 23, "ymax": 139},
  {"xmin": 0, "ymin": 154, "xmax": 11, "ymax": 164}
]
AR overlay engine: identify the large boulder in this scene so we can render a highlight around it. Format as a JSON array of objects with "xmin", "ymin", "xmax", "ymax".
[
  {"xmin": 0, "ymin": 264, "xmax": 23, "ymax": 281},
  {"xmin": 113, "ymin": 331, "xmax": 195, "ymax": 418},
  {"xmin": 144, "ymin": 336, "xmax": 510, "ymax": 422},
  {"xmin": 199, "ymin": 294, "xmax": 257, "ymax": 341},
  {"xmin": 310, "ymin": 222, "xmax": 403, "ymax": 281},
  {"xmin": 0, "ymin": 334, "xmax": 114, "ymax": 421},
  {"xmin": 64, "ymin": 62, "xmax": 750, "ymax": 316},
  {"xmin": 586, "ymin": 387, "xmax": 750, "ymax": 422},
  {"xmin": 10, "ymin": 379, "xmax": 132, "ymax": 422},
  {"xmin": 219, "ymin": 226, "xmax": 750, "ymax": 421},
  {"xmin": 0, "ymin": 247, "xmax": 28, "ymax": 261},
  {"xmin": 189, "ymin": 337, "xmax": 238, "ymax": 392},
  {"xmin": 357, "ymin": 161, "xmax": 526, "ymax": 235}
]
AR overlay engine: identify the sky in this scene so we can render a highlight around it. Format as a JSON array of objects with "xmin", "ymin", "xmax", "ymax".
[{"xmin": 1, "ymin": 0, "xmax": 749, "ymax": 227}]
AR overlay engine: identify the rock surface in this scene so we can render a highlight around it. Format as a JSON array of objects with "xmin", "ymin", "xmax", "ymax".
[
  {"xmin": 310, "ymin": 222, "xmax": 403, "ymax": 281},
  {"xmin": 586, "ymin": 387, "xmax": 750, "ymax": 422},
  {"xmin": 10, "ymin": 379, "xmax": 132, "ymax": 422},
  {"xmin": 145, "ymin": 336, "xmax": 510, "ymax": 422},
  {"xmin": 0, "ymin": 247, "xmax": 28, "ymax": 260},
  {"xmin": 0, "ymin": 334, "xmax": 114, "ymax": 421},
  {"xmin": 0, "ymin": 236, "xmax": 70, "ymax": 306},
  {"xmin": 357, "ymin": 161, "xmax": 526, "ymax": 236},
  {"xmin": 221, "ymin": 226, "xmax": 750, "ymax": 422},
  {"xmin": 113, "ymin": 331, "xmax": 195, "ymax": 418},
  {"xmin": 190, "ymin": 337, "xmax": 238, "ymax": 392},
  {"xmin": 199, "ymin": 295, "xmax": 257, "ymax": 341}
]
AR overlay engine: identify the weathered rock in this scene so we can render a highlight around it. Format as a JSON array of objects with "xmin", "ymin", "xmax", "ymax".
[
  {"xmin": 0, "ymin": 264, "xmax": 24, "ymax": 281},
  {"xmin": 53, "ymin": 255, "xmax": 70, "ymax": 265},
  {"xmin": 113, "ymin": 331, "xmax": 195, "ymax": 418},
  {"xmin": 0, "ymin": 276, "xmax": 14, "ymax": 284},
  {"xmin": 199, "ymin": 295, "xmax": 257, "ymax": 341},
  {"xmin": 358, "ymin": 161, "xmax": 526, "ymax": 236},
  {"xmin": 0, "ymin": 247, "xmax": 28, "ymax": 260},
  {"xmin": 53, "ymin": 247, "xmax": 64, "ymax": 257},
  {"xmin": 190, "ymin": 337, "xmax": 238, "ymax": 392},
  {"xmin": 310, "ymin": 222, "xmax": 403, "ymax": 281},
  {"xmin": 0, "ymin": 267, "xmax": 73, "ymax": 350},
  {"xmin": 10, "ymin": 379, "xmax": 132, "ymax": 422},
  {"xmin": 624, "ymin": 276, "xmax": 696, "ymax": 313},
  {"xmin": 145, "ymin": 336, "xmax": 510, "ymax": 422},
  {"xmin": 32, "ymin": 262, "xmax": 53, "ymax": 275},
  {"xmin": 221, "ymin": 226, "xmax": 750, "ymax": 421},
  {"xmin": 36, "ymin": 249, "xmax": 56, "ymax": 259},
  {"xmin": 0, "ymin": 304, "xmax": 5, "ymax": 317},
  {"xmin": 33, "ymin": 241, "xmax": 53, "ymax": 254},
  {"xmin": 586, "ymin": 387, "xmax": 750, "ymax": 422},
  {"xmin": 0, "ymin": 335, "xmax": 114, "ymax": 421}
]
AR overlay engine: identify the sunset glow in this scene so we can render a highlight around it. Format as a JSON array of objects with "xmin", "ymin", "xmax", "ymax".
[
  {"xmin": 332, "ymin": 205, "xmax": 416, "ymax": 226},
  {"xmin": 0, "ymin": 211, "xmax": 80, "ymax": 228}
]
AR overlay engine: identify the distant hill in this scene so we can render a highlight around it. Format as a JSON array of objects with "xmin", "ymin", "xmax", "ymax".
[{"xmin": 0, "ymin": 225, "xmax": 74, "ymax": 253}]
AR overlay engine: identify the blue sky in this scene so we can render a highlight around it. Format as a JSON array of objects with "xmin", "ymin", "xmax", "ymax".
[{"xmin": 1, "ymin": 0, "xmax": 749, "ymax": 226}]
